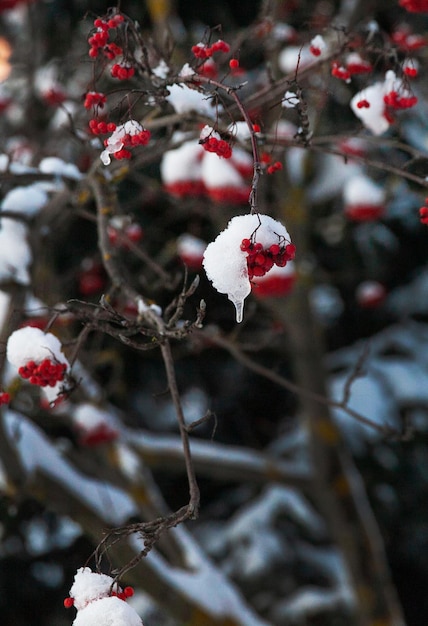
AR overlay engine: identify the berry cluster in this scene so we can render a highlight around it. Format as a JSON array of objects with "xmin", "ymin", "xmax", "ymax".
[
  {"xmin": 84, "ymin": 91, "xmax": 107, "ymax": 109},
  {"xmin": 356, "ymin": 99, "xmax": 370, "ymax": 109},
  {"xmin": 107, "ymin": 222, "xmax": 144, "ymax": 247},
  {"xmin": 331, "ymin": 62, "xmax": 351, "ymax": 82},
  {"xmin": 201, "ymin": 136, "xmax": 232, "ymax": 159},
  {"xmin": 104, "ymin": 128, "xmax": 151, "ymax": 161},
  {"xmin": 18, "ymin": 359, "xmax": 67, "ymax": 387},
  {"xmin": 191, "ymin": 39, "xmax": 230, "ymax": 59},
  {"xmin": 89, "ymin": 119, "xmax": 117, "ymax": 135},
  {"xmin": 403, "ymin": 63, "xmax": 418, "ymax": 78},
  {"xmin": 0, "ymin": 392, "xmax": 10, "ymax": 406},
  {"xmin": 267, "ymin": 161, "xmax": 283, "ymax": 175},
  {"xmin": 419, "ymin": 199, "xmax": 428, "ymax": 224},
  {"xmin": 391, "ymin": 27, "xmax": 426, "ymax": 51},
  {"xmin": 63, "ymin": 585, "xmax": 134, "ymax": 609},
  {"xmin": 331, "ymin": 56, "xmax": 372, "ymax": 82},
  {"xmin": 383, "ymin": 90, "xmax": 418, "ymax": 109},
  {"xmin": 399, "ymin": 0, "xmax": 428, "ymax": 13},
  {"xmin": 111, "ymin": 63, "xmax": 135, "ymax": 80},
  {"xmin": 88, "ymin": 14, "xmax": 124, "ymax": 59},
  {"xmin": 240, "ymin": 239, "xmax": 296, "ymax": 279}
]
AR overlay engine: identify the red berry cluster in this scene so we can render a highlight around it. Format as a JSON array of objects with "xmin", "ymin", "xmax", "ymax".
[
  {"xmin": 383, "ymin": 90, "xmax": 418, "ymax": 109},
  {"xmin": 403, "ymin": 65, "xmax": 418, "ymax": 78},
  {"xmin": 356, "ymin": 99, "xmax": 370, "ymax": 109},
  {"xmin": 419, "ymin": 199, "xmax": 428, "ymax": 224},
  {"xmin": 309, "ymin": 44, "xmax": 322, "ymax": 56},
  {"xmin": 201, "ymin": 136, "xmax": 232, "ymax": 159},
  {"xmin": 111, "ymin": 63, "xmax": 135, "ymax": 80},
  {"xmin": 84, "ymin": 91, "xmax": 107, "ymax": 109},
  {"xmin": 0, "ymin": 392, "xmax": 10, "ymax": 406},
  {"xmin": 191, "ymin": 39, "xmax": 230, "ymax": 59},
  {"xmin": 112, "ymin": 586, "xmax": 134, "ymax": 601},
  {"xmin": 89, "ymin": 119, "xmax": 117, "ymax": 135},
  {"xmin": 88, "ymin": 14, "xmax": 124, "ymax": 59},
  {"xmin": 107, "ymin": 223, "xmax": 144, "ymax": 247},
  {"xmin": 19, "ymin": 359, "xmax": 67, "ymax": 387},
  {"xmin": 267, "ymin": 161, "xmax": 283, "ymax": 175},
  {"xmin": 63, "ymin": 586, "xmax": 134, "ymax": 609},
  {"xmin": 399, "ymin": 0, "xmax": 428, "ymax": 13},
  {"xmin": 240, "ymin": 239, "xmax": 296, "ymax": 279},
  {"xmin": 104, "ymin": 128, "xmax": 151, "ymax": 161},
  {"xmin": 331, "ymin": 57, "xmax": 372, "ymax": 82},
  {"xmin": 391, "ymin": 28, "xmax": 426, "ymax": 51},
  {"xmin": 331, "ymin": 62, "xmax": 351, "ymax": 81}
]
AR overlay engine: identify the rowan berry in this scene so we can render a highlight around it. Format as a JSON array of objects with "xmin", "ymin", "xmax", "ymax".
[{"xmin": 229, "ymin": 58, "xmax": 239, "ymax": 69}]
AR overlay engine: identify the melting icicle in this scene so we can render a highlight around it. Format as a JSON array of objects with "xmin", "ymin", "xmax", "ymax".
[{"xmin": 232, "ymin": 298, "xmax": 244, "ymax": 323}]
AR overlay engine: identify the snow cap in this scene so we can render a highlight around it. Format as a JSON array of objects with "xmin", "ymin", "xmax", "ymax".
[
  {"xmin": 7, "ymin": 326, "xmax": 69, "ymax": 370},
  {"xmin": 203, "ymin": 213, "xmax": 292, "ymax": 322}
]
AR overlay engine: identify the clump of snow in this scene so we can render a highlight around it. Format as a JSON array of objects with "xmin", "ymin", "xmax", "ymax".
[
  {"xmin": 69, "ymin": 568, "xmax": 143, "ymax": 626},
  {"xmin": 160, "ymin": 140, "xmax": 203, "ymax": 187},
  {"xmin": 201, "ymin": 151, "xmax": 245, "ymax": 190},
  {"xmin": 166, "ymin": 83, "xmax": 216, "ymax": 117},
  {"xmin": 282, "ymin": 90, "xmax": 299, "ymax": 108},
  {"xmin": 69, "ymin": 567, "xmax": 118, "ymax": 611},
  {"xmin": 7, "ymin": 326, "xmax": 69, "ymax": 370},
  {"xmin": 278, "ymin": 45, "xmax": 314, "ymax": 74},
  {"xmin": 38, "ymin": 156, "xmax": 82, "ymax": 180},
  {"xmin": 7, "ymin": 326, "xmax": 70, "ymax": 403},
  {"xmin": 73, "ymin": 595, "xmax": 143, "ymax": 626},
  {"xmin": 309, "ymin": 34, "xmax": 327, "ymax": 56},
  {"xmin": 0, "ymin": 219, "xmax": 32, "ymax": 284},
  {"xmin": 152, "ymin": 59, "xmax": 169, "ymax": 79},
  {"xmin": 343, "ymin": 174, "xmax": 385, "ymax": 206},
  {"xmin": 1, "ymin": 184, "xmax": 48, "ymax": 216},
  {"xmin": 177, "ymin": 233, "xmax": 206, "ymax": 269},
  {"xmin": 72, "ymin": 403, "xmax": 119, "ymax": 446},
  {"xmin": 179, "ymin": 63, "xmax": 195, "ymax": 77},
  {"xmin": 350, "ymin": 70, "xmax": 415, "ymax": 135},
  {"xmin": 203, "ymin": 213, "xmax": 292, "ymax": 322},
  {"xmin": 100, "ymin": 120, "xmax": 143, "ymax": 165}
]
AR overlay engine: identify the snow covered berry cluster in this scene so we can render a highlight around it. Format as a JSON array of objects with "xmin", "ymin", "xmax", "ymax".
[
  {"xmin": 64, "ymin": 567, "xmax": 142, "ymax": 626},
  {"xmin": 203, "ymin": 214, "xmax": 294, "ymax": 322},
  {"xmin": 240, "ymin": 238, "xmax": 295, "ymax": 279},
  {"xmin": 6, "ymin": 327, "xmax": 70, "ymax": 403}
]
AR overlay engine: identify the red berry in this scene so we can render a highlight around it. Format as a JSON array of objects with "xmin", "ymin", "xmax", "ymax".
[
  {"xmin": 229, "ymin": 58, "xmax": 239, "ymax": 69},
  {"xmin": 64, "ymin": 597, "xmax": 74, "ymax": 608}
]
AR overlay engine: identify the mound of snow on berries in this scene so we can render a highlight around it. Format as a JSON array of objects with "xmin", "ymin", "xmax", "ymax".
[
  {"xmin": 203, "ymin": 213, "xmax": 292, "ymax": 322},
  {"xmin": 7, "ymin": 326, "xmax": 70, "ymax": 403},
  {"xmin": 68, "ymin": 568, "xmax": 143, "ymax": 626}
]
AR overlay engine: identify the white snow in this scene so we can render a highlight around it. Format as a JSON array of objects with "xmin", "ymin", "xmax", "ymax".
[
  {"xmin": 134, "ymin": 525, "xmax": 270, "ymax": 626},
  {"xmin": 200, "ymin": 151, "xmax": 244, "ymax": 189},
  {"xmin": 69, "ymin": 568, "xmax": 143, "ymax": 625},
  {"xmin": 160, "ymin": 140, "xmax": 203, "ymax": 184},
  {"xmin": 350, "ymin": 70, "xmax": 414, "ymax": 135},
  {"xmin": 73, "ymin": 403, "xmax": 117, "ymax": 433},
  {"xmin": 278, "ymin": 45, "xmax": 314, "ymax": 74},
  {"xmin": 166, "ymin": 83, "xmax": 216, "ymax": 117},
  {"xmin": 2, "ymin": 410, "xmax": 138, "ymax": 524},
  {"xmin": 0, "ymin": 218, "xmax": 32, "ymax": 284},
  {"xmin": 176, "ymin": 233, "xmax": 206, "ymax": 265},
  {"xmin": 343, "ymin": 174, "xmax": 385, "ymax": 206},
  {"xmin": 282, "ymin": 90, "xmax": 299, "ymax": 108},
  {"xmin": 100, "ymin": 120, "xmax": 143, "ymax": 165},
  {"xmin": 1, "ymin": 184, "xmax": 48, "ymax": 215},
  {"xmin": 73, "ymin": 595, "xmax": 143, "ymax": 626},
  {"xmin": 39, "ymin": 156, "xmax": 82, "ymax": 180},
  {"xmin": 7, "ymin": 326, "xmax": 69, "ymax": 369},
  {"xmin": 203, "ymin": 213, "xmax": 292, "ymax": 322},
  {"xmin": 70, "ymin": 567, "xmax": 119, "ymax": 610}
]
